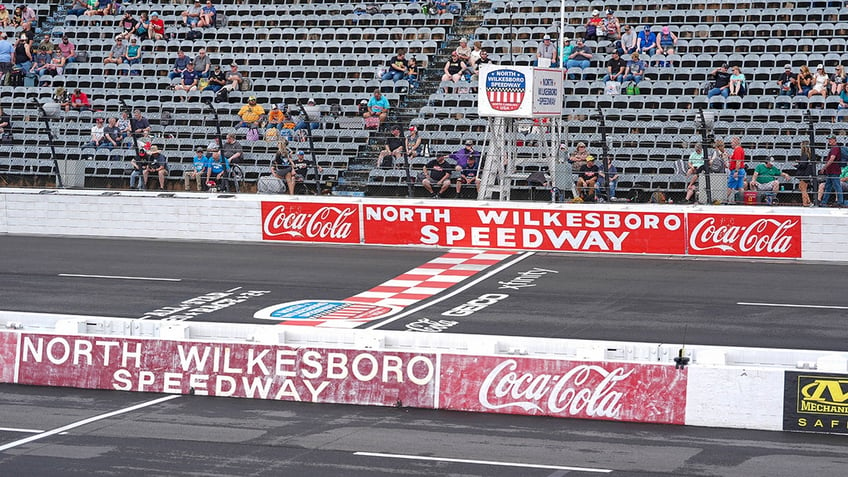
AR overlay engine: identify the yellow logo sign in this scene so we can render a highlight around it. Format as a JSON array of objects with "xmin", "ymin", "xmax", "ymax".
[{"xmin": 798, "ymin": 378, "xmax": 848, "ymax": 415}]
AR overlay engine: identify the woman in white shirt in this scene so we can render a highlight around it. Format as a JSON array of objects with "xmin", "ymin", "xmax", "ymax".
[{"xmin": 808, "ymin": 64, "xmax": 829, "ymax": 98}]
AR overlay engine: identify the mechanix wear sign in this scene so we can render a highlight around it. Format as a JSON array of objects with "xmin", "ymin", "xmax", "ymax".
[{"xmin": 784, "ymin": 371, "xmax": 848, "ymax": 434}]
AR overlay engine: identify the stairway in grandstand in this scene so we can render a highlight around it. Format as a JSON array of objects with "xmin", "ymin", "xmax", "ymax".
[{"xmin": 1, "ymin": 1, "xmax": 848, "ymax": 202}]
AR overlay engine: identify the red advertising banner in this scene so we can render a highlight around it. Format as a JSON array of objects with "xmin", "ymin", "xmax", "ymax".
[
  {"xmin": 687, "ymin": 213, "xmax": 802, "ymax": 258},
  {"xmin": 362, "ymin": 205, "xmax": 686, "ymax": 254},
  {"xmin": 14, "ymin": 334, "xmax": 436, "ymax": 407},
  {"xmin": 439, "ymin": 355, "xmax": 687, "ymax": 424},
  {"xmin": 261, "ymin": 201, "xmax": 361, "ymax": 243},
  {"xmin": 0, "ymin": 332, "xmax": 17, "ymax": 383}
]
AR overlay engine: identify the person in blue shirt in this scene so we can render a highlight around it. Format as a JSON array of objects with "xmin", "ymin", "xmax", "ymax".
[
  {"xmin": 636, "ymin": 26, "xmax": 656, "ymax": 59},
  {"xmin": 183, "ymin": 147, "xmax": 209, "ymax": 191},
  {"xmin": 206, "ymin": 144, "xmax": 230, "ymax": 189},
  {"xmin": 622, "ymin": 52, "xmax": 646, "ymax": 85},
  {"xmin": 364, "ymin": 88, "xmax": 390, "ymax": 125}
]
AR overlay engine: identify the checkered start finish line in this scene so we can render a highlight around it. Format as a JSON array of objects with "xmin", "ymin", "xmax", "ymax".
[{"xmin": 267, "ymin": 250, "xmax": 518, "ymax": 328}]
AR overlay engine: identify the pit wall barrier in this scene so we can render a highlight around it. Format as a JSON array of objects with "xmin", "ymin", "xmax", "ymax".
[
  {"xmin": 2, "ymin": 188, "xmax": 848, "ymax": 260},
  {"xmin": 1, "ymin": 314, "xmax": 847, "ymax": 434}
]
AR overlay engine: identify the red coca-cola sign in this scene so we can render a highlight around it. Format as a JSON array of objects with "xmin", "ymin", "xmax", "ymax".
[
  {"xmin": 439, "ymin": 355, "xmax": 687, "ymax": 424},
  {"xmin": 261, "ymin": 202, "xmax": 361, "ymax": 243},
  {"xmin": 687, "ymin": 214, "xmax": 801, "ymax": 258}
]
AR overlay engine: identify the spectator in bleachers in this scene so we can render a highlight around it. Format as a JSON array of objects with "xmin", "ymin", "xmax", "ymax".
[
  {"xmin": 103, "ymin": 117, "xmax": 123, "ymax": 151},
  {"xmin": 535, "ymin": 34, "xmax": 557, "ymax": 68},
  {"xmin": 103, "ymin": 37, "xmax": 125, "ymax": 67},
  {"xmin": 729, "ymin": 66, "xmax": 746, "ymax": 96},
  {"xmin": 129, "ymin": 155, "xmax": 145, "ymax": 190},
  {"xmin": 133, "ymin": 12, "xmax": 150, "ymax": 41},
  {"xmin": 602, "ymin": 51, "xmax": 626, "ymax": 83},
  {"xmin": 450, "ymin": 139, "xmax": 480, "ymax": 174},
  {"xmin": 603, "ymin": 10, "xmax": 621, "ymax": 40},
  {"xmin": 184, "ymin": 147, "xmax": 209, "ymax": 191},
  {"xmin": 364, "ymin": 88, "xmax": 389, "ymax": 124},
  {"xmin": 204, "ymin": 64, "xmax": 226, "ymax": 92},
  {"xmin": 618, "ymin": 25, "xmax": 637, "ymax": 56},
  {"xmin": 469, "ymin": 41, "xmax": 483, "ymax": 68},
  {"xmin": 622, "ymin": 52, "xmax": 646, "ymax": 85},
  {"xmin": 130, "ymin": 109, "xmax": 150, "ymax": 136},
  {"xmin": 726, "ymin": 136, "xmax": 746, "ymax": 204},
  {"xmin": 576, "ymin": 156, "xmax": 600, "ymax": 202},
  {"xmin": 193, "ymin": 48, "xmax": 211, "ymax": 78},
  {"xmin": 10, "ymin": 7, "xmax": 22, "ymax": 28},
  {"xmin": 66, "ymin": 0, "xmax": 88, "ymax": 17},
  {"xmin": 295, "ymin": 98, "xmax": 321, "ymax": 131},
  {"xmin": 149, "ymin": 12, "xmax": 165, "ymax": 41},
  {"xmin": 684, "ymin": 144, "xmax": 705, "ymax": 203},
  {"xmin": 819, "ymin": 134, "xmax": 844, "ymax": 207},
  {"xmin": 793, "ymin": 141, "xmax": 815, "ymax": 207},
  {"xmin": 167, "ymin": 50, "xmax": 191, "ymax": 80},
  {"xmin": 596, "ymin": 158, "xmax": 619, "ymax": 202},
  {"xmin": 46, "ymin": 51, "xmax": 65, "ymax": 83},
  {"xmin": 831, "ymin": 65, "xmax": 846, "ymax": 96},
  {"xmin": 654, "ymin": 26, "xmax": 677, "ymax": 67},
  {"xmin": 84, "ymin": 0, "xmax": 112, "ymax": 17},
  {"xmin": 565, "ymin": 39, "xmax": 592, "ymax": 79},
  {"xmin": 456, "ymin": 153, "xmax": 480, "ymax": 195},
  {"xmin": 636, "ymin": 26, "xmax": 656, "ymax": 59},
  {"xmin": 29, "ymin": 45, "xmax": 51, "ymax": 79},
  {"xmin": 58, "ymin": 36, "xmax": 77, "ymax": 64},
  {"xmin": 422, "ymin": 155, "xmax": 452, "ymax": 198},
  {"xmin": 70, "ymin": 88, "xmax": 91, "ymax": 111},
  {"xmin": 808, "ymin": 64, "xmax": 829, "ymax": 99},
  {"xmin": 13, "ymin": 34, "xmax": 32, "ymax": 72},
  {"xmin": 84, "ymin": 117, "xmax": 108, "ymax": 149},
  {"xmin": 585, "ymin": 10, "xmax": 603, "ymax": 41},
  {"xmin": 237, "ymin": 96, "xmax": 265, "ymax": 129},
  {"xmin": 223, "ymin": 63, "xmax": 243, "ymax": 92},
  {"xmin": 441, "ymin": 52, "xmax": 466, "ymax": 92},
  {"xmin": 183, "ymin": 1, "xmax": 203, "ymax": 28},
  {"xmin": 748, "ymin": 156, "xmax": 791, "ymax": 202},
  {"xmin": 559, "ymin": 38, "xmax": 574, "ymax": 65},
  {"xmin": 0, "ymin": 6, "xmax": 10, "ymax": 27},
  {"xmin": 406, "ymin": 56, "xmax": 420, "ymax": 91},
  {"xmin": 0, "ymin": 107, "xmax": 10, "ymax": 142},
  {"xmin": 707, "ymin": 63, "xmax": 732, "ymax": 108},
  {"xmin": 174, "ymin": 62, "xmax": 199, "ymax": 98},
  {"xmin": 143, "ymin": 145, "xmax": 168, "ymax": 190},
  {"xmin": 381, "ymin": 48, "xmax": 408, "ymax": 82},
  {"xmin": 198, "ymin": 1, "xmax": 217, "ymax": 29},
  {"xmin": 292, "ymin": 150, "xmax": 321, "ymax": 184},
  {"xmin": 53, "ymin": 86, "xmax": 70, "ymax": 112},
  {"xmin": 378, "ymin": 125, "xmax": 405, "ymax": 168},
  {"xmin": 776, "ymin": 64, "xmax": 797, "ymax": 105},
  {"xmin": 455, "ymin": 37, "xmax": 472, "ymax": 64},
  {"xmin": 0, "ymin": 32, "xmax": 12, "ymax": 85},
  {"xmin": 266, "ymin": 103, "xmax": 285, "ymax": 131},
  {"xmin": 115, "ymin": 12, "xmax": 136, "ymax": 41},
  {"xmin": 116, "ymin": 110, "xmax": 131, "ymax": 143},
  {"xmin": 19, "ymin": 4, "xmax": 35, "ymax": 29},
  {"xmin": 568, "ymin": 142, "xmax": 589, "ymax": 170},
  {"xmin": 797, "ymin": 65, "xmax": 813, "ymax": 96},
  {"xmin": 406, "ymin": 126, "xmax": 422, "ymax": 158},
  {"xmin": 37, "ymin": 34, "xmax": 54, "ymax": 54},
  {"xmin": 271, "ymin": 140, "xmax": 295, "ymax": 194},
  {"xmin": 205, "ymin": 144, "xmax": 228, "ymax": 188},
  {"xmin": 121, "ymin": 36, "xmax": 141, "ymax": 75},
  {"xmin": 221, "ymin": 133, "xmax": 244, "ymax": 164}
]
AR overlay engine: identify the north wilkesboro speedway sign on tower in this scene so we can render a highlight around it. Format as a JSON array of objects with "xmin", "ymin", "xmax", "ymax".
[{"xmin": 477, "ymin": 64, "xmax": 563, "ymax": 118}]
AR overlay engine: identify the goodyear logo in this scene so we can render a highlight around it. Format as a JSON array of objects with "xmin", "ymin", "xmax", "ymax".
[{"xmin": 797, "ymin": 377, "xmax": 848, "ymax": 416}]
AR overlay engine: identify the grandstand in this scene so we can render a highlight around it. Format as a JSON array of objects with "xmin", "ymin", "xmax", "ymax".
[{"xmin": 1, "ymin": 0, "xmax": 847, "ymax": 202}]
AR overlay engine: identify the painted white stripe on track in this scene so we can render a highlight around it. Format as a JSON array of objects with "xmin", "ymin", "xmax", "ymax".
[
  {"xmin": 58, "ymin": 274, "xmax": 181, "ymax": 282},
  {"xmin": 738, "ymin": 302, "xmax": 848, "ymax": 310},
  {"xmin": 353, "ymin": 451, "xmax": 613, "ymax": 473},
  {"xmin": 0, "ymin": 395, "xmax": 180, "ymax": 452}
]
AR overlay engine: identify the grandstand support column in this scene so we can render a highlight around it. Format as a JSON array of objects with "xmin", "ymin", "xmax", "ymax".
[
  {"xmin": 697, "ymin": 109, "xmax": 714, "ymax": 204},
  {"xmin": 31, "ymin": 99, "xmax": 64, "ymax": 189},
  {"xmin": 805, "ymin": 110, "xmax": 820, "ymax": 207}
]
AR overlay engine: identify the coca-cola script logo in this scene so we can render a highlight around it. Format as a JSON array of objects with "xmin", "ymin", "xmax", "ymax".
[
  {"xmin": 688, "ymin": 215, "xmax": 800, "ymax": 257},
  {"xmin": 478, "ymin": 359, "xmax": 634, "ymax": 418},
  {"xmin": 261, "ymin": 203, "xmax": 360, "ymax": 243}
]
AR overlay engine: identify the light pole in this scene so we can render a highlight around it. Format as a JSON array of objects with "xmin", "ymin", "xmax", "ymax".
[{"xmin": 506, "ymin": 2, "xmax": 514, "ymax": 64}]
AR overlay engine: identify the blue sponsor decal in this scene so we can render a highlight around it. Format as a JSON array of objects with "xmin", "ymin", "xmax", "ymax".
[{"xmin": 268, "ymin": 301, "xmax": 347, "ymax": 319}]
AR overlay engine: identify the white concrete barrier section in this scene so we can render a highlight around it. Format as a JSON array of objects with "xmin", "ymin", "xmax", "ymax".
[{"xmin": 1, "ymin": 313, "xmax": 847, "ymax": 434}]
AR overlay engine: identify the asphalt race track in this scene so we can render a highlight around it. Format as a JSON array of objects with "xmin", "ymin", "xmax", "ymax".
[{"xmin": 1, "ymin": 235, "xmax": 847, "ymax": 475}]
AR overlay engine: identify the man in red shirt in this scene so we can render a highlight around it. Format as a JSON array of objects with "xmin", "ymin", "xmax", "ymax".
[
  {"xmin": 726, "ymin": 136, "xmax": 746, "ymax": 203},
  {"xmin": 820, "ymin": 134, "xmax": 844, "ymax": 206}
]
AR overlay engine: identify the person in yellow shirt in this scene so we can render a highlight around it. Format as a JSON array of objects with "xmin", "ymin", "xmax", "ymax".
[{"xmin": 237, "ymin": 96, "xmax": 265, "ymax": 129}]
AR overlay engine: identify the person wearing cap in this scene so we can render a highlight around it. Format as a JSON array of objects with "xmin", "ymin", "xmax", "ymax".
[
  {"xmin": 13, "ymin": 32, "xmax": 33, "ymax": 73},
  {"xmin": 749, "ymin": 156, "xmax": 791, "ymax": 203},
  {"xmin": 103, "ymin": 37, "xmax": 125, "ymax": 67},
  {"xmin": 378, "ymin": 125, "xmax": 406, "ymax": 169},
  {"xmin": 381, "ymin": 49, "xmax": 408, "ymax": 83},
  {"xmin": 636, "ymin": 26, "xmax": 657, "ymax": 58},
  {"xmin": 0, "ymin": 31, "xmax": 14, "ymax": 85},
  {"xmin": 535, "ymin": 34, "xmax": 558, "ymax": 68},
  {"xmin": 364, "ymin": 88, "xmax": 390, "ymax": 124},
  {"xmin": 37, "ymin": 34, "xmax": 54, "ymax": 54},
  {"xmin": 149, "ymin": 12, "xmax": 166, "ymax": 40},
  {"xmin": 206, "ymin": 145, "xmax": 229, "ymax": 190},
  {"xmin": 618, "ymin": 24, "xmax": 637, "ymax": 56},
  {"xmin": 221, "ymin": 133, "xmax": 244, "ymax": 165},
  {"xmin": 568, "ymin": 142, "xmax": 589, "ymax": 170},
  {"xmin": 267, "ymin": 103, "xmax": 286, "ymax": 131},
  {"xmin": 819, "ymin": 134, "xmax": 845, "ymax": 207},
  {"xmin": 454, "ymin": 38, "xmax": 472, "ymax": 64},
  {"xmin": 441, "ymin": 52, "xmax": 467, "ymax": 92},
  {"xmin": 450, "ymin": 139, "xmax": 480, "ymax": 173},
  {"xmin": 559, "ymin": 38, "xmax": 574, "ymax": 65},
  {"xmin": 174, "ymin": 62, "xmax": 199, "ymax": 97},
  {"xmin": 596, "ymin": 157, "xmax": 619, "ymax": 202},
  {"xmin": 776, "ymin": 64, "xmax": 797, "ymax": 103},
  {"xmin": 654, "ymin": 26, "xmax": 678, "ymax": 67},
  {"xmin": 576, "ymin": 156, "xmax": 600, "ymax": 201},
  {"xmin": 70, "ymin": 88, "xmax": 91, "ymax": 112},
  {"xmin": 585, "ymin": 10, "xmax": 604, "ymax": 41},
  {"xmin": 728, "ymin": 65, "xmax": 746, "ymax": 96},
  {"xmin": 602, "ymin": 50, "xmax": 626, "ymax": 84},
  {"xmin": 405, "ymin": 126, "xmax": 422, "ymax": 158},
  {"xmin": 456, "ymin": 152, "xmax": 480, "ymax": 195},
  {"xmin": 57, "ymin": 35, "xmax": 76, "ymax": 64},
  {"xmin": 808, "ymin": 64, "xmax": 829, "ymax": 99},
  {"xmin": 223, "ymin": 63, "xmax": 243, "ymax": 92},
  {"xmin": 707, "ymin": 63, "xmax": 732, "ymax": 108},
  {"xmin": 295, "ymin": 97, "xmax": 321, "ymax": 131},
  {"xmin": 53, "ymin": 86, "xmax": 71, "ymax": 111},
  {"xmin": 565, "ymin": 38, "xmax": 592, "ymax": 80},
  {"xmin": 291, "ymin": 150, "xmax": 322, "ymax": 186},
  {"xmin": 204, "ymin": 64, "xmax": 226, "ymax": 92},
  {"xmin": 184, "ymin": 147, "xmax": 210, "ymax": 191},
  {"xmin": 423, "ymin": 155, "xmax": 453, "ymax": 199},
  {"xmin": 602, "ymin": 10, "xmax": 621, "ymax": 40},
  {"xmin": 29, "ymin": 45, "xmax": 52, "ymax": 83},
  {"xmin": 121, "ymin": 36, "xmax": 142, "ymax": 76},
  {"xmin": 237, "ymin": 96, "xmax": 265, "ymax": 129},
  {"xmin": 0, "ymin": 5, "xmax": 11, "ymax": 27},
  {"xmin": 83, "ymin": 117, "xmax": 107, "ymax": 149},
  {"xmin": 198, "ymin": 1, "xmax": 217, "ymax": 29},
  {"xmin": 183, "ymin": 0, "xmax": 203, "ymax": 28}
]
